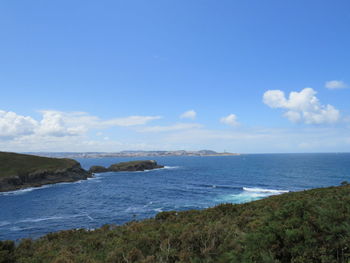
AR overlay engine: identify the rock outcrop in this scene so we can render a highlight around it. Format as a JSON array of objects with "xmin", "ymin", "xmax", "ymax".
[
  {"xmin": 0, "ymin": 152, "xmax": 92, "ymax": 192},
  {"xmin": 89, "ymin": 160, "xmax": 164, "ymax": 173},
  {"xmin": 0, "ymin": 163, "xmax": 92, "ymax": 192},
  {"xmin": 88, "ymin": 165, "xmax": 109, "ymax": 173},
  {"xmin": 0, "ymin": 152, "xmax": 164, "ymax": 193}
]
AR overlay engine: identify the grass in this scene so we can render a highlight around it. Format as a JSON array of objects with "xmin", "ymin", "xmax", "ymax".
[
  {"xmin": 0, "ymin": 152, "xmax": 78, "ymax": 178},
  {"xmin": 109, "ymin": 160, "xmax": 156, "ymax": 169}
]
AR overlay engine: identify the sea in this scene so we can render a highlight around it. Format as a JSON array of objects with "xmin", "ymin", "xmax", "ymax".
[{"xmin": 1, "ymin": 153, "xmax": 349, "ymax": 241}]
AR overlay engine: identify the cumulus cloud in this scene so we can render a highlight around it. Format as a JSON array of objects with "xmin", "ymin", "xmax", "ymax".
[
  {"xmin": 263, "ymin": 88, "xmax": 340, "ymax": 124},
  {"xmin": 180, "ymin": 110, "xmax": 196, "ymax": 120},
  {"xmin": 0, "ymin": 109, "xmax": 161, "ymax": 139},
  {"xmin": 139, "ymin": 123, "xmax": 202, "ymax": 132},
  {"xmin": 0, "ymin": 110, "xmax": 38, "ymax": 138},
  {"xmin": 37, "ymin": 111, "xmax": 87, "ymax": 137},
  {"xmin": 220, "ymin": 114, "xmax": 239, "ymax": 126},
  {"xmin": 325, "ymin": 80, "xmax": 348, "ymax": 89}
]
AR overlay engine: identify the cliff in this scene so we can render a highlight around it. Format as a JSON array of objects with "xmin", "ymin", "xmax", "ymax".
[{"xmin": 0, "ymin": 152, "xmax": 91, "ymax": 192}]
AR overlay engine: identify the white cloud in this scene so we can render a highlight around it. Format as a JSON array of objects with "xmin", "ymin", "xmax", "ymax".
[
  {"xmin": 263, "ymin": 88, "xmax": 340, "ymax": 124},
  {"xmin": 104, "ymin": 115, "xmax": 162, "ymax": 127},
  {"xmin": 0, "ymin": 109, "xmax": 161, "ymax": 140},
  {"xmin": 1, "ymin": 109, "xmax": 349, "ymax": 153},
  {"xmin": 0, "ymin": 110, "xmax": 38, "ymax": 138},
  {"xmin": 284, "ymin": 111, "xmax": 301, "ymax": 123},
  {"xmin": 220, "ymin": 114, "xmax": 239, "ymax": 126},
  {"xmin": 37, "ymin": 111, "xmax": 161, "ymax": 134},
  {"xmin": 325, "ymin": 80, "xmax": 348, "ymax": 89},
  {"xmin": 37, "ymin": 111, "xmax": 87, "ymax": 137},
  {"xmin": 160, "ymin": 125, "xmax": 350, "ymax": 153},
  {"xmin": 180, "ymin": 110, "xmax": 196, "ymax": 120},
  {"xmin": 2, "ymin": 108, "xmax": 349, "ymax": 153},
  {"xmin": 139, "ymin": 123, "xmax": 202, "ymax": 132}
]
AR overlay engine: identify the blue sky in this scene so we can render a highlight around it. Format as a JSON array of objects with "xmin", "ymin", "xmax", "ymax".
[{"xmin": 0, "ymin": 0, "xmax": 350, "ymax": 153}]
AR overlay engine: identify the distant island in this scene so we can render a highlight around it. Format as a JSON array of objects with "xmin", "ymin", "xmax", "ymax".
[
  {"xmin": 27, "ymin": 150, "xmax": 240, "ymax": 158},
  {"xmin": 0, "ymin": 152, "xmax": 164, "ymax": 192},
  {"xmin": 89, "ymin": 160, "xmax": 164, "ymax": 173}
]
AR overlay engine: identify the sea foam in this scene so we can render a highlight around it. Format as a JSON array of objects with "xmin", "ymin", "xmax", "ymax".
[
  {"xmin": 243, "ymin": 187, "xmax": 289, "ymax": 194},
  {"xmin": 218, "ymin": 187, "xmax": 289, "ymax": 204}
]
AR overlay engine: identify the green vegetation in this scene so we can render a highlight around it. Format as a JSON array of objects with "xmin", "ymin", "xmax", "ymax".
[
  {"xmin": 2, "ymin": 184, "xmax": 350, "ymax": 262},
  {"xmin": 89, "ymin": 160, "xmax": 163, "ymax": 173},
  {"xmin": 0, "ymin": 152, "xmax": 78, "ymax": 178},
  {"xmin": 108, "ymin": 160, "xmax": 163, "ymax": 171},
  {"xmin": 109, "ymin": 160, "xmax": 157, "ymax": 169}
]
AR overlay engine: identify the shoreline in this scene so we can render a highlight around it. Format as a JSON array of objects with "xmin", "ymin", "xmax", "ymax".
[{"xmin": 2, "ymin": 184, "xmax": 349, "ymax": 262}]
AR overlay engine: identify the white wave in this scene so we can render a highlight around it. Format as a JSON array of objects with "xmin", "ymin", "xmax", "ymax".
[
  {"xmin": 218, "ymin": 192, "xmax": 269, "ymax": 204},
  {"xmin": 154, "ymin": 208, "xmax": 163, "ymax": 212},
  {"xmin": 163, "ymin": 166, "xmax": 180, "ymax": 169},
  {"xmin": 18, "ymin": 216, "xmax": 64, "ymax": 223},
  {"xmin": 135, "ymin": 166, "xmax": 179, "ymax": 173},
  {"xmin": 85, "ymin": 214, "xmax": 94, "ymax": 221},
  {"xmin": 86, "ymin": 178, "xmax": 102, "ymax": 183},
  {"xmin": 243, "ymin": 187, "xmax": 289, "ymax": 194},
  {"xmin": 87, "ymin": 177, "xmax": 101, "ymax": 181},
  {"xmin": 10, "ymin": 226, "xmax": 21, "ymax": 231},
  {"xmin": 0, "ymin": 178, "xmax": 95, "ymax": 196},
  {"xmin": 0, "ymin": 221, "xmax": 10, "ymax": 227},
  {"xmin": 125, "ymin": 206, "xmax": 146, "ymax": 213},
  {"xmin": 0, "ymin": 186, "xmax": 48, "ymax": 196},
  {"xmin": 217, "ymin": 187, "xmax": 289, "ymax": 204},
  {"xmin": 15, "ymin": 214, "xmax": 84, "ymax": 224}
]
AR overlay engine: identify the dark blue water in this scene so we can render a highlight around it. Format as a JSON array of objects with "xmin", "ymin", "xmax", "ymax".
[{"xmin": 1, "ymin": 154, "xmax": 350, "ymax": 241}]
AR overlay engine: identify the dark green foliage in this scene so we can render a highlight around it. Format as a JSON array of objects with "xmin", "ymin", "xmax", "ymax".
[
  {"xmin": 108, "ymin": 160, "xmax": 163, "ymax": 171},
  {"xmin": 0, "ymin": 152, "xmax": 78, "ymax": 178},
  {"xmin": 89, "ymin": 160, "xmax": 163, "ymax": 173},
  {"xmin": 0, "ymin": 240, "xmax": 15, "ymax": 263},
  {"xmin": 4, "ymin": 185, "xmax": 350, "ymax": 262}
]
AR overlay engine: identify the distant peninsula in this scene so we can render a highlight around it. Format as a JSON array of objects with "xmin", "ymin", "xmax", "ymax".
[
  {"xmin": 0, "ymin": 152, "xmax": 92, "ymax": 192},
  {"xmin": 28, "ymin": 150, "xmax": 240, "ymax": 159}
]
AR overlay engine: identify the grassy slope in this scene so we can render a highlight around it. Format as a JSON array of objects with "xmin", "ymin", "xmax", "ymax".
[
  {"xmin": 2, "ymin": 184, "xmax": 350, "ymax": 262},
  {"xmin": 0, "ymin": 152, "xmax": 78, "ymax": 178}
]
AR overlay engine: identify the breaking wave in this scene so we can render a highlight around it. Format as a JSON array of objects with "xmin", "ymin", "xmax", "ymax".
[
  {"xmin": 243, "ymin": 187, "xmax": 289, "ymax": 194},
  {"xmin": 217, "ymin": 187, "xmax": 289, "ymax": 204}
]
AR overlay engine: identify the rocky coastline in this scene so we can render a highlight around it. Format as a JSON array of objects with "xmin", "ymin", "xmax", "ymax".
[
  {"xmin": 0, "ymin": 152, "xmax": 164, "ymax": 193},
  {"xmin": 0, "ymin": 162, "xmax": 92, "ymax": 192}
]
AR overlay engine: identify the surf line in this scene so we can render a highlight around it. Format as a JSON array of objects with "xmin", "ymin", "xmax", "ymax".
[{"xmin": 85, "ymin": 214, "xmax": 94, "ymax": 221}]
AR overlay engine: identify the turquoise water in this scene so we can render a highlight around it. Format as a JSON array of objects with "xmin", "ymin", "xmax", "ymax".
[{"xmin": 1, "ymin": 153, "xmax": 349, "ymax": 241}]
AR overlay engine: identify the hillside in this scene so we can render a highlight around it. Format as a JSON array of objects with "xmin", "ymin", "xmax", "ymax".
[
  {"xmin": 0, "ymin": 152, "xmax": 79, "ymax": 178},
  {"xmin": 0, "ymin": 152, "xmax": 91, "ymax": 192},
  {"xmin": 1, "ymin": 184, "xmax": 350, "ymax": 262}
]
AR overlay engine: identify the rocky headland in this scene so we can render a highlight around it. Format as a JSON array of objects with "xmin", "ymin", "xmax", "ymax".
[
  {"xmin": 89, "ymin": 160, "xmax": 164, "ymax": 173},
  {"xmin": 0, "ymin": 152, "xmax": 164, "ymax": 192},
  {"xmin": 0, "ymin": 152, "xmax": 92, "ymax": 192}
]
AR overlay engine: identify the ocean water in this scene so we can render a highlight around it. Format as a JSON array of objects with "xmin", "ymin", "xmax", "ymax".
[{"xmin": 1, "ymin": 153, "xmax": 349, "ymax": 241}]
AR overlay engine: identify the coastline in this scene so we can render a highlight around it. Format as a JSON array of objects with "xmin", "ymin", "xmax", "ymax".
[{"xmin": 2, "ymin": 184, "xmax": 349, "ymax": 262}]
